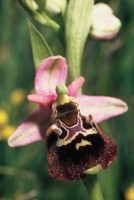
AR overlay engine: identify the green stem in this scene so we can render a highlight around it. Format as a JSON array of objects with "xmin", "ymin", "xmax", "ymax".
[
  {"xmin": 40, "ymin": 11, "xmax": 60, "ymax": 32},
  {"xmin": 83, "ymin": 174, "xmax": 104, "ymax": 200}
]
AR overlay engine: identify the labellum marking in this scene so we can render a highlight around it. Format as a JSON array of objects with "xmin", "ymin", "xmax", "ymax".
[
  {"xmin": 56, "ymin": 112, "xmax": 98, "ymax": 147},
  {"xmin": 75, "ymin": 139, "xmax": 92, "ymax": 150}
]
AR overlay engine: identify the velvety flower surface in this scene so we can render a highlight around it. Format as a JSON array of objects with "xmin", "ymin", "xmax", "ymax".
[{"xmin": 8, "ymin": 56, "xmax": 128, "ymax": 181}]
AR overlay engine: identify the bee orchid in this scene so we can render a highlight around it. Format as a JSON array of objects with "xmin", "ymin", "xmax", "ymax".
[{"xmin": 8, "ymin": 56, "xmax": 128, "ymax": 180}]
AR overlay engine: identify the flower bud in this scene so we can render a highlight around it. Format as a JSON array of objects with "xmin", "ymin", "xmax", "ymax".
[
  {"xmin": 90, "ymin": 3, "xmax": 121, "ymax": 40},
  {"xmin": 92, "ymin": 3, "xmax": 113, "ymax": 20},
  {"xmin": 25, "ymin": 0, "xmax": 39, "ymax": 11},
  {"xmin": 45, "ymin": 0, "xmax": 67, "ymax": 16}
]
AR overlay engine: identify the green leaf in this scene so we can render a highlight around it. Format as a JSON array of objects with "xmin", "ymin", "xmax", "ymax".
[
  {"xmin": 65, "ymin": 0, "xmax": 94, "ymax": 81},
  {"xmin": 28, "ymin": 20, "xmax": 53, "ymax": 68}
]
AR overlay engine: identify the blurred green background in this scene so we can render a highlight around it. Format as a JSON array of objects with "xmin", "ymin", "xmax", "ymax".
[{"xmin": 0, "ymin": 0, "xmax": 134, "ymax": 199}]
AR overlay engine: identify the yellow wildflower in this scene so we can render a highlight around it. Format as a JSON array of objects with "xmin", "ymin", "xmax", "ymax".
[
  {"xmin": 1, "ymin": 125, "xmax": 15, "ymax": 140},
  {"xmin": 10, "ymin": 88, "xmax": 25, "ymax": 105},
  {"xmin": 0, "ymin": 110, "xmax": 9, "ymax": 126},
  {"xmin": 125, "ymin": 183, "xmax": 134, "ymax": 200}
]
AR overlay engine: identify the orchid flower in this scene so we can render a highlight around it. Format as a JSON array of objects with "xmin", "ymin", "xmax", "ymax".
[
  {"xmin": 90, "ymin": 3, "xmax": 121, "ymax": 40},
  {"xmin": 8, "ymin": 56, "xmax": 128, "ymax": 181}
]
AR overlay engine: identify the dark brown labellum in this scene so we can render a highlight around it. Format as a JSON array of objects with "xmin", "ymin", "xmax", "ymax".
[{"xmin": 46, "ymin": 101, "xmax": 117, "ymax": 181}]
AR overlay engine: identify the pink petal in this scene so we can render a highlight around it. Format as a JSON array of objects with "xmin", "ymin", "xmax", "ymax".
[
  {"xmin": 35, "ymin": 56, "xmax": 68, "ymax": 94},
  {"xmin": 68, "ymin": 76, "xmax": 85, "ymax": 97},
  {"xmin": 8, "ymin": 106, "xmax": 52, "ymax": 147},
  {"xmin": 76, "ymin": 94, "xmax": 128, "ymax": 123},
  {"xmin": 27, "ymin": 93, "xmax": 56, "ymax": 106}
]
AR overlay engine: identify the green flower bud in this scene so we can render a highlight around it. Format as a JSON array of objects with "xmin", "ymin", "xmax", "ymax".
[
  {"xmin": 45, "ymin": 0, "xmax": 67, "ymax": 16},
  {"xmin": 25, "ymin": 0, "xmax": 38, "ymax": 11},
  {"xmin": 19, "ymin": 0, "xmax": 60, "ymax": 32}
]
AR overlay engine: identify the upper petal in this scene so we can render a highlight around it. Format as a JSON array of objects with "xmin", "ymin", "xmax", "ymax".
[
  {"xmin": 35, "ymin": 56, "xmax": 68, "ymax": 94},
  {"xmin": 76, "ymin": 94, "xmax": 128, "ymax": 123},
  {"xmin": 68, "ymin": 76, "xmax": 85, "ymax": 97},
  {"xmin": 8, "ymin": 106, "xmax": 52, "ymax": 147}
]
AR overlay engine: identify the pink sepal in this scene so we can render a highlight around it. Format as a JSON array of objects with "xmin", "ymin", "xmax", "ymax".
[
  {"xmin": 68, "ymin": 76, "xmax": 85, "ymax": 97},
  {"xmin": 35, "ymin": 56, "xmax": 68, "ymax": 95},
  {"xmin": 8, "ymin": 106, "xmax": 52, "ymax": 147},
  {"xmin": 76, "ymin": 94, "xmax": 128, "ymax": 123},
  {"xmin": 27, "ymin": 93, "xmax": 56, "ymax": 106}
]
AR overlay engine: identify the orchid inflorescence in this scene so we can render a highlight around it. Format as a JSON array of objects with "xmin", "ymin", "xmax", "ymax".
[{"xmin": 8, "ymin": 56, "xmax": 128, "ymax": 181}]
